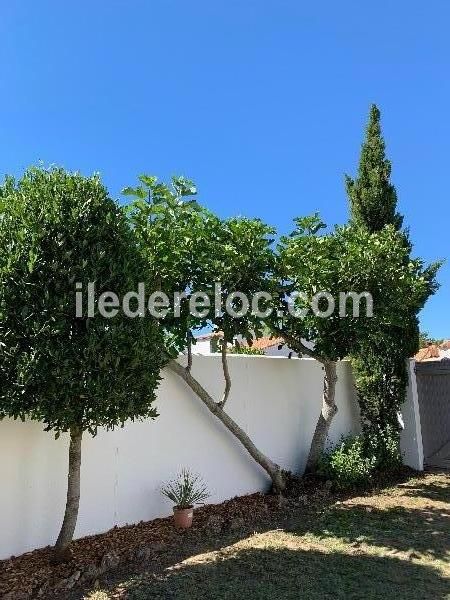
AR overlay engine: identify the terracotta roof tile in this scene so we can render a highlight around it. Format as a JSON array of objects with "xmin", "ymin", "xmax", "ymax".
[
  {"xmin": 246, "ymin": 336, "xmax": 285, "ymax": 351},
  {"xmin": 195, "ymin": 331, "xmax": 224, "ymax": 341},
  {"xmin": 415, "ymin": 344, "xmax": 441, "ymax": 361}
]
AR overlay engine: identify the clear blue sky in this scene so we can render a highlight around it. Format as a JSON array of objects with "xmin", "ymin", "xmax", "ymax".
[{"xmin": 1, "ymin": 1, "xmax": 448, "ymax": 337}]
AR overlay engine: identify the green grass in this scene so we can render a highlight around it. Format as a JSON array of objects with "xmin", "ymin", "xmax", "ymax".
[{"xmin": 85, "ymin": 473, "xmax": 450, "ymax": 600}]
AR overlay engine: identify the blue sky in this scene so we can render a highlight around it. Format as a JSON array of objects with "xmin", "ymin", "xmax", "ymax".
[{"xmin": 0, "ymin": 1, "xmax": 448, "ymax": 337}]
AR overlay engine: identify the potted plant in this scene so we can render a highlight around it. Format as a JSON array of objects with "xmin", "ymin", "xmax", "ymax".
[{"xmin": 161, "ymin": 469, "xmax": 210, "ymax": 529}]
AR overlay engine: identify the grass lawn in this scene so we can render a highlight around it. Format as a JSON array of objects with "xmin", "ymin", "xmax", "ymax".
[{"xmin": 84, "ymin": 472, "xmax": 450, "ymax": 600}]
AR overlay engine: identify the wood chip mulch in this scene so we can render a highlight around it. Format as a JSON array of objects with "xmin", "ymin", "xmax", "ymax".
[{"xmin": 0, "ymin": 490, "xmax": 288, "ymax": 600}]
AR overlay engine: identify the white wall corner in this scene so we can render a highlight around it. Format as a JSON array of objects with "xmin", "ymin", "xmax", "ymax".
[{"xmin": 400, "ymin": 359, "xmax": 424, "ymax": 471}]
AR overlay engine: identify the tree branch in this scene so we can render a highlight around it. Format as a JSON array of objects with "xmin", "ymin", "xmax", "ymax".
[
  {"xmin": 186, "ymin": 331, "xmax": 193, "ymax": 373},
  {"xmin": 305, "ymin": 360, "xmax": 338, "ymax": 471},
  {"xmin": 166, "ymin": 358, "xmax": 286, "ymax": 492},
  {"xmin": 218, "ymin": 339, "xmax": 231, "ymax": 408}
]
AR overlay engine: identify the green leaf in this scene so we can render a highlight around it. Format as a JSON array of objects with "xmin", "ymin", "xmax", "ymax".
[
  {"xmin": 122, "ymin": 186, "xmax": 148, "ymax": 199},
  {"xmin": 138, "ymin": 175, "xmax": 158, "ymax": 188}
]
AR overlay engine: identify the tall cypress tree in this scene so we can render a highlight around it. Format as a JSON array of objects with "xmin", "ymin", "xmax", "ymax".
[
  {"xmin": 346, "ymin": 104, "xmax": 417, "ymax": 353},
  {"xmin": 346, "ymin": 106, "xmax": 439, "ymax": 467},
  {"xmin": 346, "ymin": 104, "xmax": 403, "ymax": 232}
]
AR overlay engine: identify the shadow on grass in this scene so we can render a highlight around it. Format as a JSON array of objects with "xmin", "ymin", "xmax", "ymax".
[
  {"xmin": 287, "ymin": 503, "xmax": 450, "ymax": 561},
  {"xmin": 74, "ymin": 475, "xmax": 450, "ymax": 600},
  {"xmin": 399, "ymin": 479, "xmax": 450, "ymax": 504},
  {"xmin": 120, "ymin": 546, "xmax": 449, "ymax": 600}
]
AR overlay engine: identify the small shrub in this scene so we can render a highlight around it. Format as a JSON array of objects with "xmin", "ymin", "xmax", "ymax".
[
  {"xmin": 161, "ymin": 469, "xmax": 210, "ymax": 508},
  {"xmin": 363, "ymin": 424, "xmax": 403, "ymax": 472},
  {"xmin": 318, "ymin": 436, "xmax": 377, "ymax": 490},
  {"xmin": 230, "ymin": 345, "xmax": 264, "ymax": 356}
]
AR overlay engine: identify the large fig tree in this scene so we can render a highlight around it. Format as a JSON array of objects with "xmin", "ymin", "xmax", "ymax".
[
  {"xmin": 125, "ymin": 176, "xmax": 286, "ymax": 492},
  {"xmin": 0, "ymin": 167, "xmax": 166, "ymax": 561},
  {"xmin": 272, "ymin": 215, "xmax": 438, "ymax": 471}
]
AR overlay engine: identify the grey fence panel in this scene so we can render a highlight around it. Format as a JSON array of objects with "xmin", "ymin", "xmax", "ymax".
[{"xmin": 415, "ymin": 361, "xmax": 450, "ymax": 464}]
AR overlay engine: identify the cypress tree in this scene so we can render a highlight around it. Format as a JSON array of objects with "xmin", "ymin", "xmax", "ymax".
[
  {"xmin": 346, "ymin": 105, "xmax": 439, "ymax": 468},
  {"xmin": 346, "ymin": 104, "xmax": 403, "ymax": 232}
]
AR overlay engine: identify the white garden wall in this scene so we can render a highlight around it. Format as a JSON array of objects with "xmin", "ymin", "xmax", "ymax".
[
  {"xmin": 399, "ymin": 360, "xmax": 424, "ymax": 471},
  {"xmin": 0, "ymin": 355, "xmax": 419, "ymax": 560}
]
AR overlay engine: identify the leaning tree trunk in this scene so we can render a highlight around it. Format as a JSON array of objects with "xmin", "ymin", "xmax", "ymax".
[
  {"xmin": 305, "ymin": 361, "xmax": 338, "ymax": 472},
  {"xmin": 167, "ymin": 359, "xmax": 286, "ymax": 492},
  {"xmin": 53, "ymin": 426, "xmax": 83, "ymax": 563}
]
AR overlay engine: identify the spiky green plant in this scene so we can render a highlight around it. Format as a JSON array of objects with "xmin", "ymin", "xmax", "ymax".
[{"xmin": 161, "ymin": 469, "xmax": 210, "ymax": 509}]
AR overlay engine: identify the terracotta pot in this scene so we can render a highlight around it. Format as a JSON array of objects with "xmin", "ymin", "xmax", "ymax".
[{"xmin": 173, "ymin": 505, "xmax": 194, "ymax": 529}]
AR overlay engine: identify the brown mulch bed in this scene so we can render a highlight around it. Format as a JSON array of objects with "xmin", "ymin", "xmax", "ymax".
[
  {"xmin": 0, "ymin": 491, "xmax": 286, "ymax": 600},
  {"xmin": 0, "ymin": 468, "xmax": 417, "ymax": 600}
]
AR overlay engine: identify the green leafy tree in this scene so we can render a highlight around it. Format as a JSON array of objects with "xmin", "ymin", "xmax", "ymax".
[
  {"xmin": 0, "ymin": 167, "xmax": 166, "ymax": 560},
  {"xmin": 124, "ymin": 175, "xmax": 215, "ymax": 353},
  {"xmin": 126, "ymin": 176, "xmax": 286, "ymax": 492},
  {"xmin": 271, "ymin": 216, "xmax": 438, "ymax": 471},
  {"xmin": 346, "ymin": 105, "xmax": 441, "ymax": 451}
]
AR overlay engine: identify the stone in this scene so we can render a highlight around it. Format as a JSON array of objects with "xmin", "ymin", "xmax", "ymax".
[
  {"xmin": 100, "ymin": 550, "xmax": 120, "ymax": 572},
  {"xmin": 64, "ymin": 570, "xmax": 81, "ymax": 590},
  {"xmin": 53, "ymin": 570, "xmax": 81, "ymax": 592},
  {"xmin": 80, "ymin": 562, "xmax": 102, "ymax": 583}
]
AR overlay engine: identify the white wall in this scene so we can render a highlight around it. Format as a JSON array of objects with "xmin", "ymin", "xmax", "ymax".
[
  {"xmin": 0, "ymin": 355, "xmax": 418, "ymax": 560},
  {"xmin": 400, "ymin": 359, "xmax": 424, "ymax": 470},
  {"xmin": 191, "ymin": 339, "xmax": 213, "ymax": 355}
]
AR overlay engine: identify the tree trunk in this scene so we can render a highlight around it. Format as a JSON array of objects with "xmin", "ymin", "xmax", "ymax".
[
  {"xmin": 167, "ymin": 359, "xmax": 286, "ymax": 492},
  {"xmin": 219, "ymin": 340, "xmax": 231, "ymax": 408},
  {"xmin": 305, "ymin": 361, "xmax": 338, "ymax": 472},
  {"xmin": 53, "ymin": 427, "xmax": 83, "ymax": 563}
]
